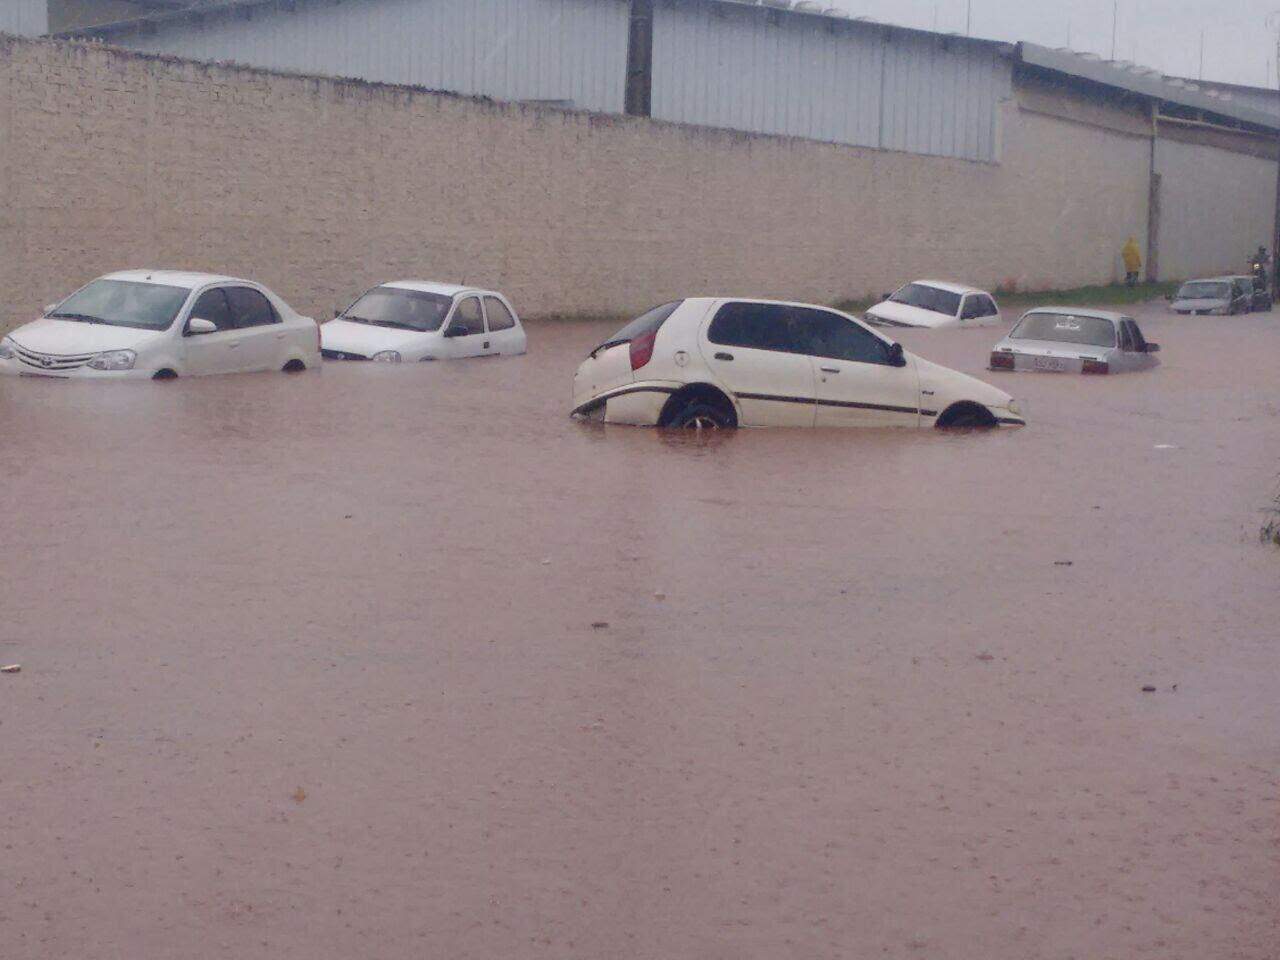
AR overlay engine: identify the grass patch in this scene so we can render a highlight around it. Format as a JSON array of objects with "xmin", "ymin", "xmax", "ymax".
[{"xmin": 834, "ymin": 281, "xmax": 1181, "ymax": 318}]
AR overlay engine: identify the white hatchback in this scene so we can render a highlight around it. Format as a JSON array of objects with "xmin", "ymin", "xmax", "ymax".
[
  {"xmin": 321, "ymin": 282, "xmax": 527, "ymax": 362},
  {"xmin": 865, "ymin": 281, "xmax": 1002, "ymax": 329},
  {"xmin": 572, "ymin": 298, "xmax": 1024, "ymax": 429},
  {"xmin": 0, "ymin": 270, "xmax": 320, "ymax": 379}
]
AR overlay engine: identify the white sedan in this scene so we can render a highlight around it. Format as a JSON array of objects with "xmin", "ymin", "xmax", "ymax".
[
  {"xmin": 0, "ymin": 270, "xmax": 320, "ymax": 379},
  {"xmin": 321, "ymin": 282, "xmax": 526, "ymax": 362},
  {"xmin": 865, "ymin": 281, "xmax": 1002, "ymax": 329},
  {"xmin": 572, "ymin": 298, "xmax": 1024, "ymax": 429}
]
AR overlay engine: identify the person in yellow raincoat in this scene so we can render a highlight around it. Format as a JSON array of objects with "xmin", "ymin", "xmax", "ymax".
[{"xmin": 1122, "ymin": 237, "xmax": 1142, "ymax": 287}]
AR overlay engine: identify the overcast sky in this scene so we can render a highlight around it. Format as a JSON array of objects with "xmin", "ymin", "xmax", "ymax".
[{"xmin": 830, "ymin": 0, "xmax": 1279, "ymax": 87}]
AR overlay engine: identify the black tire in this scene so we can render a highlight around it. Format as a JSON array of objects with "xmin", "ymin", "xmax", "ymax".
[
  {"xmin": 282, "ymin": 359, "xmax": 307, "ymax": 373},
  {"xmin": 937, "ymin": 405, "xmax": 997, "ymax": 430},
  {"xmin": 668, "ymin": 401, "xmax": 734, "ymax": 430}
]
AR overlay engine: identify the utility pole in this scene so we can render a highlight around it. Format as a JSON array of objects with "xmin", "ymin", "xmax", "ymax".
[
  {"xmin": 1199, "ymin": 30, "xmax": 1205, "ymax": 81},
  {"xmin": 965, "ymin": 0, "xmax": 972, "ymax": 37},
  {"xmin": 1111, "ymin": 0, "xmax": 1118, "ymax": 60}
]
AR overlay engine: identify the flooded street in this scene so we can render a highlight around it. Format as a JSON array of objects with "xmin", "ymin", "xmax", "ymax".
[{"xmin": 1, "ymin": 302, "xmax": 1277, "ymax": 959}]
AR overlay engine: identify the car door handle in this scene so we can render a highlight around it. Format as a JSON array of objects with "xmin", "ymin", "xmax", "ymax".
[
  {"xmin": 714, "ymin": 352, "xmax": 734, "ymax": 361},
  {"xmin": 483, "ymin": 341, "xmax": 490, "ymax": 349},
  {"xmin": 820, "ymin": 367, "xmax": 839, "ymax": 374}
]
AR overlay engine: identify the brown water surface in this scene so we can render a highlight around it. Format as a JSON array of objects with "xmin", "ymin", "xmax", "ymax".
[{"xmin": 1, "ymin": 303, "xmax": 1277, "ymax": 958}]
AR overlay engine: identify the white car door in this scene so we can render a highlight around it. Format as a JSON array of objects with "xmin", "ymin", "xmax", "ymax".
[
  {"xmin": 699, "ymin": 301, "xmax": 816, "ymax": 427},
  {"xmin": 439, "ymin": 295, "xmax": 488, "ymax": 359},
  {"xmin": 482, "ymin": 295, "xmax": 525, "ymax": 355},
  {"xmin": 805, "ymin": 308, "xmax": 921, "ymax": 428},
  {"xmin": 223, "ymin": 286, "xmax": 285, "ymax": 372},
  {"xmin": 182, "ymin": 287, "xmax": 244, "ymax": 375}
]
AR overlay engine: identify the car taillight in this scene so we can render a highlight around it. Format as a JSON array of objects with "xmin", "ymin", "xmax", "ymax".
[
  {"xmin": 990, "ymin": 351, "xmax": 1014, "ymax": 369},
  {"xmin": 1081, "ymin": 358, "xmax": 1109, "ymax": 375},
  {"xmin": 630, "ymin": 330, "xmax": 657, "ymax": 371}
]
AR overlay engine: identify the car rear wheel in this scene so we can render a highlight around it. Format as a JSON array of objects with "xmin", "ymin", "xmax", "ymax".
[{"xmin": 669, "ymin": 401, "xmax": 734, "ymax": 430}]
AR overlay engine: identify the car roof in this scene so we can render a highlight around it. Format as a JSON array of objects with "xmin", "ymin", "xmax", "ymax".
[
  {"xmin": 103, "ymin": 269, "xmax": 246, "ymax": 289},
  {"xmin": 382, "ymin": 280, "xmax": 494, "ymax": 298},
  {"xmin": 1021, "ymin": 306, "xmax": 1127, "ymax": 323},
  {"xmin": 905, "ymin": 280, "xmax": 988, "ymax": 296}
]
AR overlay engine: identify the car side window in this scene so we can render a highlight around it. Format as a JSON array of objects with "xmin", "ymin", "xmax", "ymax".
[
  {"xmin": 188, "ymin": 288, "xmax": 234, "ymax": 332},
  {"xmin": 979, "ymin": 296, "xmax": 998, "ymax": 317},
  {"xmin": 224, "ymin": 287, "xmax": 279, "ymax": 329},
  {"xmin": 798, "ymin": 308, "xmax": 893, "ymax": 365},
  {"xmin": 1122, "ymin": 319, "xmax": 1147, "ymax": 352},
  {"xmin": 960, "ymin": 296, "xmax": 981, "ymax": 319},
  {"xmin": 449, "ymin": 297, "xmax": 484, "ymax": 336},
  {"xmin": 707, "ymin": 302, "xmax": 805, "ymax": 353},
  {"xmin": 1117, "ymin": 321, "xmax": 1134, "ymax": 351},
  {"xmin": 484, "ymin": 297, "xmax": 516, "ymax": 332}
]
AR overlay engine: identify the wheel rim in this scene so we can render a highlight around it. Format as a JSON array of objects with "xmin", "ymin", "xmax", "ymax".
[{"xmin": 683, "ymin": 415, "xmax": 721, "ymax": 430}]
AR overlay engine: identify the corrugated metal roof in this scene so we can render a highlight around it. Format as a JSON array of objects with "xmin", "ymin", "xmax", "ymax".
[{"xmin": 0, "ymin": 0, "xmax": 49, "ymax": 36}]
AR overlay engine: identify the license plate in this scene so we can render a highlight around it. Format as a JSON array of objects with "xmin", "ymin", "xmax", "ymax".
[{"xmin": 1033, "ymin": 356, "xmax": 1065, "ymax": 371}]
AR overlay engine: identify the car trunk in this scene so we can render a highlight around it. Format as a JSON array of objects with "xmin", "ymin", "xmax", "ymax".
[
  {"xmin": 573, "ymin": 342, "xmax": 634, "ymax": 410},
  {"xmin": 997, "ymin": 340, "xmax": 1105, "ymax": 374}
]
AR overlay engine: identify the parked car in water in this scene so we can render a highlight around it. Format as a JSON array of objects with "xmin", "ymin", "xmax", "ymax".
[
  {"xmin": 864, "ymin": 281, "xmax": 1002, "ymax": 329},
  {"xmin": 989, "ymin": 308, "xmax": 1159, "ymax": 375},
  {"xmin": 321, "ymin": 282, "xmax": 526, "ymax": 362},
  {"xmin": 0, "ymin": 270, "xmax": 319, "ymax": 379},
  {"xmin": 1169, "ymin": 277, "xmax": 1252, "ymax": 315},
  {"xmin": 572, "ymin": 298, "xmax": 1024, "ymax": 429}
]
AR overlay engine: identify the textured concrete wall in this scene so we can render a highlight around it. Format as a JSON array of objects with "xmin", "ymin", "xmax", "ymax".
[
  {"xmin": 0, "ymin": 36, "xmax": 1209, "ymax": 336},
  {"xmin": 1154, "ymin": 134, "xmax": 1279, "ymax": 281}
]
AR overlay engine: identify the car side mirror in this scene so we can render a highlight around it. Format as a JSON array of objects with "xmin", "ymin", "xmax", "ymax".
[
  {"xmin": 1145, "ymin": 342, "xmax": 1160, "ymax": 353},
  {"xmin": 333, "ymin": 308, "xmax": 342, "ymax": 319},
  {"xmin": 882, "ymin": 292, "xmax": 892, "ymax": 301},
  {"xmin": 186, "ymin": 317, "xmax": 218, "ymax": 336},
  {"xmin": 443, "ymin": 325, "xmax": 468, "ymax": 338},
  {"xmin": 887, "ymin": 342, "xmax": 906, "ymax": 367}
]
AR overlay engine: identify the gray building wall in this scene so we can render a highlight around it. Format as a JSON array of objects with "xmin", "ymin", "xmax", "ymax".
[
  {"xmin": 650, "ymin": 1, "xmax": 1011, "ymax": 162},
  {"xmin": 1154, "ymin": 136, "xmax": 1278, "ymax": 281},
  {"xmin": 0, "ymin": 0, "xmax": 49, "ymax": 36},
  {"xmin": 107, "ymin": 0, "xmax": 630, "ymax": 113}
]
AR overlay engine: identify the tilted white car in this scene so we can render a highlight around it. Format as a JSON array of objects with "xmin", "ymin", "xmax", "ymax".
[
  {"xmin": 321, "ymin": 282, "xmax": 526, "ymax": 362},
  {"xmin": 0, "ymin": 270, "xmax": 320, "ymax": 379},
  {"xmin": 572, "ymin": 298, "xmax": 1025, "ymax": 429},
  {"xmin": 865, "ymin": 281, "xmax": 1002, "ymax": 329}
]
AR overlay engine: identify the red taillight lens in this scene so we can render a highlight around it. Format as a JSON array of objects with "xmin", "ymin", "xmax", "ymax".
[
  {"xmin": 629, "ymin": 330, "xmax": 657, "ymax": 371},
  {"xmin": 1081, "ymin": 358, "xmax": 1109, "ymax": 375},
  {"xmin": 990, "ymin": 351, "xmax": 1014, "ymax": 369}
]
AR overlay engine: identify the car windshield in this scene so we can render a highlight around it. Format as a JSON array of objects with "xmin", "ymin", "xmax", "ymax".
[
  {"xmin": 888, "ymin": 283, "xmax": 962, "ymax": 316},
  {"xmin": 1010, "ymin": 312, "xmax": 1116, "ymax": 347},
  {"xmin": 590, "ymin": 301, "xmax": 683, "ymax": 356},
  {"xmin": 341, "ymin": 287, "xmax": 453, "ymax": 332},
  {"xmin": 47, "ymin": 279, "xmax": 191, "ymax": 331},
  {"xmin": 1176, "ymin": 281, "xmax": 1230, "ymax": 300}
]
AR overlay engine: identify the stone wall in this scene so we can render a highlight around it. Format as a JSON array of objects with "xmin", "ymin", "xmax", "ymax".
[{"xmin": 0, "ymin": 35, "xmax": 1261, "ymax": 334}]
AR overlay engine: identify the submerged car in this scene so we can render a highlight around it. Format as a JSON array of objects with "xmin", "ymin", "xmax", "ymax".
[
  {"xmin": 1228, "ymin": 275, "xmax": 1273, "ymax": 312},
  {"xmin": 1169, "ymin": 277, "xmax": 1252, "ymax": 316},
  {"xmin": 321, "ymin": 282, "xmax": 526, "ymax": 362},
  {"xmin": 0, "ymin": 270, "xmax": 320, "ymax": 379},
  {"xmin": 989, "ymin": 308, "xmax": 1159, "ymax": 375},
  {"xmin": 864, "ymin": 281, "xmax": 1002, "ymax": 329},
  {"xmin": 572, "ymin": 298, "xmax": 1024, "ymax": 429}
]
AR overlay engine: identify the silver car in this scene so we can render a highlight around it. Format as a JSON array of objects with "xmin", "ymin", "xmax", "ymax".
[
  {"xmin": 989, "ymin": 308, "xmax": 1160, "ymax": 375},
  {"xmin": 1169, "ymin": 277, "xmax": 1251, "ymax": 316}
]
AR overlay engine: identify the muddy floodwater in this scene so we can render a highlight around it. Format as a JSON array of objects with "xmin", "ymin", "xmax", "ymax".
[{"xmin": 1, "ymin": 302, "xmax": 1277, "ymax": 959}]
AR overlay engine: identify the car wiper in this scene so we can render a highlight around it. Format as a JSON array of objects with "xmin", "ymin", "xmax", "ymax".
[
  {"xmin": 49, "ymin": 312, "xmax": 106, "ymax": 324},
  {"xmin": 590, "ymin": 338, "xmax": 628, "ymax": 359}
]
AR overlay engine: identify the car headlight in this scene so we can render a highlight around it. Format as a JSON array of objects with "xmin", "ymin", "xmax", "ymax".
[
  {"xmin": 370, "ymin": 350, "xmax": 402, "ymax": 363},
  {"xmin": 86, "ymin": 349, "xmax": 136, "ymax": 371},
  {"xmin": 1006, "ymin": 398, "xmax": 1023, "ymax": 417},
  {"xmin": 0, "ymin": 338, "xmax": 15, "ymax": 360}
]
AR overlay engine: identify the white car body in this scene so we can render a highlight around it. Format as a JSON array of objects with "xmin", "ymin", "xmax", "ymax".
[
  {"xmin": 0, "ymin": 270, "xmax": 320, "ymax": 380},
  {"xmin": 989, "ymin": 308, "xmax": 1161, "ymax": 375},
  {"xmin": 321, "ymin": 282, "xmax": 527, "ymax": 362},
  {"xmin": 865, "ymin": 281, "xmax": 1002, "ymax": 330},
  {"xmin": 572, "ymin": 297, "xmax": 1025, "ymax": 429}
]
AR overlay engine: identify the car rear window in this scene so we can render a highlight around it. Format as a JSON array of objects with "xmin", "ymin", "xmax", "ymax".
[
  {"xmin": 1176, "ymin": 281, "xmax": 1230, "ymax": 300},
  {"xmin": 1010, "ymin": 312, "xmax": 1116, "ymax": 348},
  {"xmin": 590, "ymin": 301, "xmax": 683, "ymax": 357}
]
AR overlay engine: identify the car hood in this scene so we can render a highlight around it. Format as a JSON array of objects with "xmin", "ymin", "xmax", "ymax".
[
  {"xmin": 6, "ymin": 318, "xmax": 166, "ymax": 354},
  {"xmin": 995, "ymin": 337, "xmax": 1110, "ymax": 361},
  {"xmin": 913, "ymin": 354, "xmax": 1015, "ymax": 409},
  {"xmin": 320, "ymin": 319, "xmax": 435, "ymax": 353},
  {"xmin": 866, "ymin": 300, "xmax": 957, "ymax": 329},
  {"xmin": 1171, "ymin": 298, "xmax": 1228, "ymax": 311}
]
